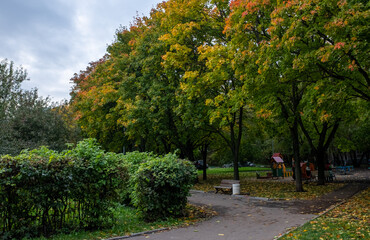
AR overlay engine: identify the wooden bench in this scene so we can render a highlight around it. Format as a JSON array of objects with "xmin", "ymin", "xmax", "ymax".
[{"xmin": 214, "ymin": 179, "xmax": 240, "ymax": 194}]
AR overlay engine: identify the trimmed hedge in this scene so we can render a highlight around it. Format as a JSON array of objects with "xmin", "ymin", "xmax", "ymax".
[{"xmin": 0, "ymin": 139, "xmax": 128, "ymax": 239}]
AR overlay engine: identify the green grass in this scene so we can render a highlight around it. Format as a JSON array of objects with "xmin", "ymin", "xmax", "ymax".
[
  {"xmin": 199, "ymin": 166, "xmax": 270, "ymax": 175},
  {"xmin": 279, "ymin": 187, "xmax": 370, "ymax": 240},
  {"xmin": 32, "ymin": 204, "xmax": 206, "ymax": 240}
]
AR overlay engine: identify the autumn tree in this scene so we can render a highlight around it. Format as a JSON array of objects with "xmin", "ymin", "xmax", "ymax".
[
  {"xmin": 113, "ymin": 8, "xmax": 204, "ymax": 158},
  {"xmin": 265, "ymin": 0, "xmax": 369, "ymax": 185},
  {"xmin": 157, "ymin": 0, "xmax": 252, "ymax": 180},
  {"xmin": 70, "ymin": 55, "xmax": 127, "ymax": 152},
  {"xmin": 71, "ymin": 2, "xmax": 211, "ymax": 160},
  {"xmin": 225, "ymin": 0, "xmax": 369, "ymax": 187},
  {"xmin": 223, "ymin": 0, "xmax": 304, "ymax": 186}
]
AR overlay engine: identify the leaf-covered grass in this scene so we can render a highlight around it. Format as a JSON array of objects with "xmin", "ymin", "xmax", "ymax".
[
  {"xmin": 200, "ymin": 166, "xmax": 270, "ymax": 174},
  {"xmin": 194, "ymin": 167, "xmax": 344, "ymax": 200},
  {"xmin": 280, "ymin": 187, "xmax": 370, "ymax": 240},
  {"xmin": 33, "ymin": 204, "xmax": 213, "ymax": 240}
]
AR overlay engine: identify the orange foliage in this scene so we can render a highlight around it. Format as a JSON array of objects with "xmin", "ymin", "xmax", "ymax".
[{"xmin": 334, "ymin": 42, "xmax": 345, "ymax": 50}]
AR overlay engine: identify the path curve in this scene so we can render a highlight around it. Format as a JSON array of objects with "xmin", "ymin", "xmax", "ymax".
[{"xmin": 128, "ymin": 191, "xmax": 317, "ymax": 240}]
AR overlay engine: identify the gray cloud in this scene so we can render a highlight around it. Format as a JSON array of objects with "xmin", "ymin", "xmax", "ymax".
[{"xmin": 0, "ymin": 0, "xmax": 161, "ymax": 102}]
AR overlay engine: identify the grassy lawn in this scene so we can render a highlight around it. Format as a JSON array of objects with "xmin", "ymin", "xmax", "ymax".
[
  {"xmin": 33, "ymin": 204, "xmax": 213, "ymax": 240},
  {"xmin": 203, "ymin": 166, "xmax": 270, "ymax": 174},
  {"xmin": 194, "ymin": 167, "xmax": 344, "ymax": 200},
  {"xmin": 280, "ymin": 187, "xmax": 370, "ymax": 240}
]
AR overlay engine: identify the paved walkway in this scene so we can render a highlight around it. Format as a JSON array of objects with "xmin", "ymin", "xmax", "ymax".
[
  {"xmin": 129, "ymin": 191, "xmax": 316, "ymax": 240},
  {"xmin": 126, "ymin": 170, "xmax": 369, "ymax": 240}
]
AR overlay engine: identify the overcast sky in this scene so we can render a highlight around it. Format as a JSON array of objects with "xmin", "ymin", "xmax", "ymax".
[{"xmin": 0, "ymin": 0, "xmax": 162, "ymax": 102}]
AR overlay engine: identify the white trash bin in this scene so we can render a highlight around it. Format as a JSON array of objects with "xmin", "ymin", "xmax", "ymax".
[{"xmin": 232, "ymin": 183, "xmax": 240, "ymax": 195}]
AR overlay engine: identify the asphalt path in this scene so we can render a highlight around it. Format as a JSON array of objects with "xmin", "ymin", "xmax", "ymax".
[{"xmin": 128, "ymin": 191, "xmax": 317, "ymax": 240}]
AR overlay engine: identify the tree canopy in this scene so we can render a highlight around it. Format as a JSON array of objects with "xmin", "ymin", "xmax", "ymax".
[
  {"xmin": 0, "ymin": 59, "xmax": 80, "ymax": 155},
  {"xmin": 70, "ymin": 0, "xmax": 369, "ymax": 183}
]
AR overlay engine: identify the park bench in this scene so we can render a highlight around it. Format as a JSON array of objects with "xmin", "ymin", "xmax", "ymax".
[
  {"xmin": 335, "ymin": 166, "xmax": 353, "ymax": 175},
  {"xmin": 214, "ymin": 179, "xmax": 240, "ymax": 194}
]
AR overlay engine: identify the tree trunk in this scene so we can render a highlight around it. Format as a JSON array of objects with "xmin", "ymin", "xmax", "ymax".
[
  {"xmin": 316, "ymin": 149, "xmax": 326, "ymax": 185},
  {"xmin": 231, "ymin": 107, "xmax": 243, "ymax": 180},
  {"xmin": 201, "ymin": 143, "xmax": 208, "ymax": 180},
  {"xmin": 184, "ymin": 140, "xmax": 195, "ymax": 161},
  {"xmin": 298, "ymin": 117, "xmax": 340, "ymax": 185},
  {"xmin": 291, "ymin": 119, "xmax": 304, "ymax": 192},
  {"xmin": 232, "ymin": 147, "xmax": 240, "ymax": 180},
  {"xmin": 351, "ymin": 151, "xmax": 361, "ymax": 168},
  {"xmin": 277, "ymin": 86, "xmax": 304, "ymax": 192}
]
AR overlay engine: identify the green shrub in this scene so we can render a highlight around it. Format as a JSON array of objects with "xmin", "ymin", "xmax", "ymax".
[
  {"xmin": 0, "ymin": 139, "xmax": 128, "ymax": 239},
  {"xmin": 65, "ymin": 139, "xmax": 129, "ymax": 230},
  {"xmin": 117, "ymin": 151, "xmax": 155, "ymax": 204},
  {"xmin": 0, "ymin": 139, "xmax": 197, "ymax": 238},
  {"xmin": 132, "ymin": 153, "xmax": 197, "ymax": 221}
]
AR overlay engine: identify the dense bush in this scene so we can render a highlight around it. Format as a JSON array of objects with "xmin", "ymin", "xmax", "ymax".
[
  {"xmin": 0, "ymin": 139, "xmax": 197, "ymax": 238},
  {"xmin": 132, "ymin": 153, "xmax": 197, "ymax": 221},
  {"xmin": 0, "ymin": 139, "xmax": 128, "ymax": 239},
  {"xmin": 117, "ymin": 151, "xmax": 155, "ymax": 204}
]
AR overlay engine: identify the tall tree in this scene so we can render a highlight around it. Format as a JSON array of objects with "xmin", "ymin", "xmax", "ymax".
[
  {"xmin": 0, "ymin": 59, "xmax": 28, "ymax": 120},
  {"xmin": 1, "ymin": 60, "xmax": 74, "ymax": 154},
  {"xmin": 158, "ymin": 0, "xmax": 247, "ymax": 180},
  {"xmin": 225, "ymin": 0, "xmax": 311, "ymax": 190},
  {"xmin": 70, "ymin": 55, "xmax": 127, "ymax": 152},
  {"xmin": 71, "ymin": 2, "xmax": 211, "ymax": 159},
  {"xmin": 8, "ymin": 90, "xmax": 70, "ymax": 153},
  {"xmin": 266, "ymin": 0, "xmax": 369, "ymax": 184}
]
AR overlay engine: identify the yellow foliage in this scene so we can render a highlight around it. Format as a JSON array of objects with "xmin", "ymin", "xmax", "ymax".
[
  {"xmin": 205, "ymin": 99, "xmax": 213, "ymax": 106},
  {"xmin": 320, "ymin": 111, "xmax": 332, "ymax": 122}
]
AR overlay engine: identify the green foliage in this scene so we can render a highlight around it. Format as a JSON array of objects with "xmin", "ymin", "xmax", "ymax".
[
  {"xmin": 0, "ymin": 59, "xmax": 80, "ymax": 156},
  {"xmin": 116, "ymin": 151, "xmax": 155, "ymax": 204},
  {"xmin": 32, "ymin": 204, "xmax": 211, "ymax": 240},
  {"xmin": 132, "ymin": 153, "xmax": 197, "ymax": 221},
  {"xmin": 0, "ymin": 59, "xmax": 28, "ymax": 121},
  {"xmin": 70, "ymin": 57, "xmax": 125, "ymax": 153},
  {"xmin": 0, "ymin": 139, "xmax": 128, "ymax": 239},
  {"xmin": 69, "ymin": 0, "xmax": 368, "ymax": 187},
  {"xmin": 1, "ymin": 138, "xmax": 199, "ymax": 238}
]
